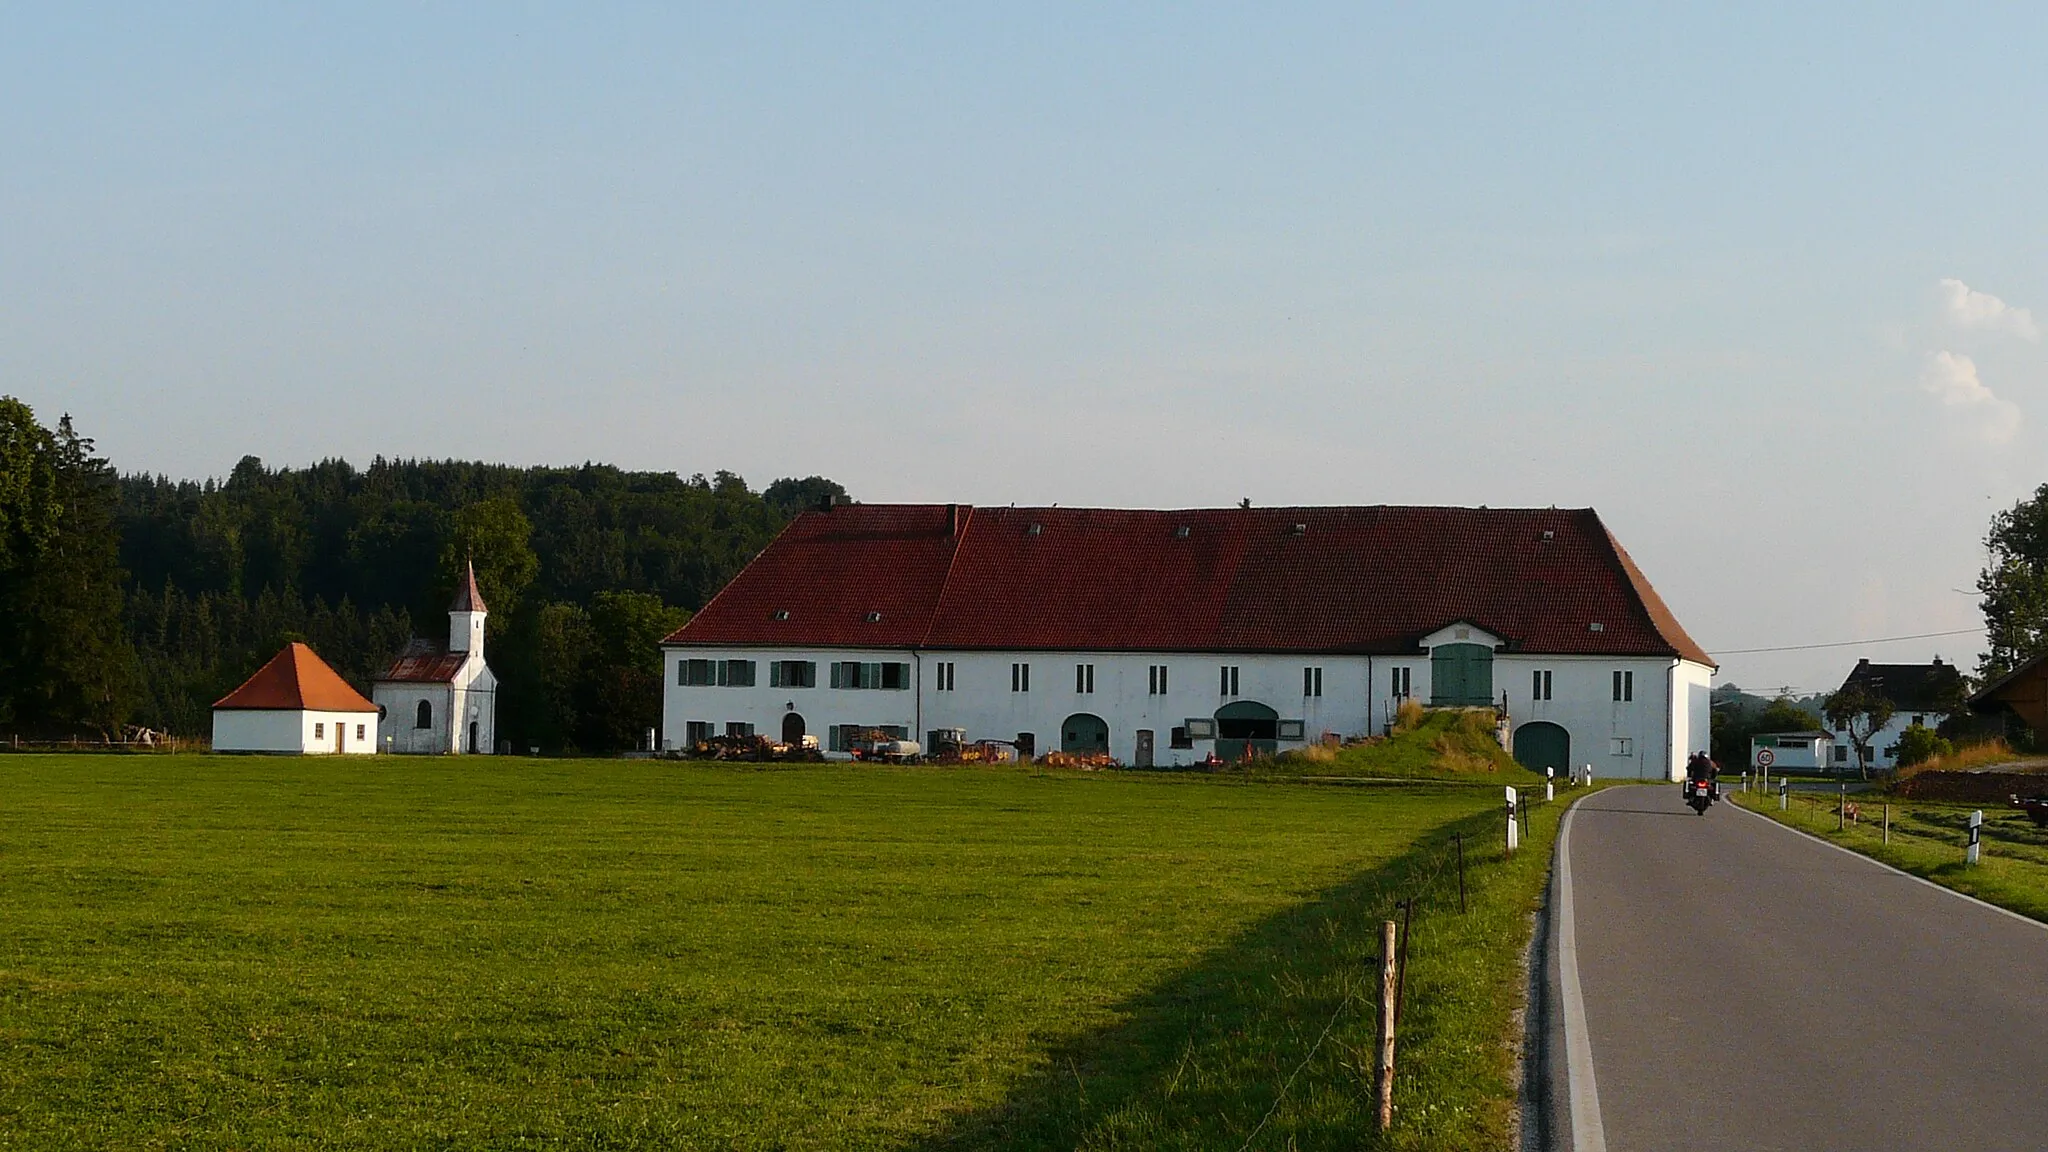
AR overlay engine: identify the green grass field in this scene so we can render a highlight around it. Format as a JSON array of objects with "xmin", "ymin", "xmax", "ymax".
[
  {"xmin": 0, "ymin": 754, "xmax": 1560, "ymax": 1150},
  {"xmin": 1733, "ymin": 788, "xmax": 2048, "ymax": 922}
]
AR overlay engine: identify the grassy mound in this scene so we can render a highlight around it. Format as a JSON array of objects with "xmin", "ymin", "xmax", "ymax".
[{"xmin": 1247, "ymin": 709, "xmax": 1543, "ymax": 784}]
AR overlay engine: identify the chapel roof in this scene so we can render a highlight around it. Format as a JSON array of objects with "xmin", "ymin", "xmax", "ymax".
[
  {"xmin": 212, "ymin": 643, "xmax": 380, "ymax": 713},
  {"xmin": 661, "ymin": 503, "xmax": 1713, "ymax": 664},
  {"xmin": 376, "ymin": 638, "xmax": 471, "ymax": 684}
]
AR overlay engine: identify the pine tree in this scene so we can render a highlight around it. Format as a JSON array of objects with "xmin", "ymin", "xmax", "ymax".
[{"xmin": 0, "ymin": 404, "xmax": 134, "ymax": 735}]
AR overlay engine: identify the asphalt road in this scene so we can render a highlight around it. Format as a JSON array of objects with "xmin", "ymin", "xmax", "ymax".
[{"xmin": 1554, "ymin": 784, "xmax": 2048, "ymax": 1152}]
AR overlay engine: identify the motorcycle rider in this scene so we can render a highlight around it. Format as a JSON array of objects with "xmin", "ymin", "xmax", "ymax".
[{"xmin": 1685, "ymin": 750, "xmax": 1719, "ymax": 798}]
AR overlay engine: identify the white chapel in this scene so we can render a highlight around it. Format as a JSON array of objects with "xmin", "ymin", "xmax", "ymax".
[{"xmin": 373, "ymin": 562, "xmax": 499, "ymax": 754}]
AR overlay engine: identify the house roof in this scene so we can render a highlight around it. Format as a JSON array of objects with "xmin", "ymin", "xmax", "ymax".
[
  {"xmin": 1838, "ymin": 659, "xmax": 1964, "ymax": 712},
  {"xmin": 450, "ymin": 562, "xmax": 488, "ymax": 613},
  {"xmin": 1969, "ymin": 653, "xmax": 2048, "ymax": 713},
  {"xmin": 662, "ymin": 503, "xmax": 1713, "ymax": 663},
  {"xmin": 377, "ymin": 639, "xmax": 470, "ymax": 684},
  {"xmin": 213, "ymin": 643, "xmax": 380, "ymax": 713}
]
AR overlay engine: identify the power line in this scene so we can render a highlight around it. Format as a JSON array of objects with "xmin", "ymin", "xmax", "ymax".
[{"xmin": 1714, "ymin": 626, "xmax": 1986, "ymax": 656}]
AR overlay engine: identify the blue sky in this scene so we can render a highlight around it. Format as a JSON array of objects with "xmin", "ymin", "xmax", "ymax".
[{"xmin": 5, "ymin": 3, "xmax": 2045, "ymax": 692}]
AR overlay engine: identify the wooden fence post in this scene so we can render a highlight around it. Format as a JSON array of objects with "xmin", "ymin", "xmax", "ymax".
[
  {"xmin": 1455, "ymin": 834, "xmax": 1467, "ymax": 914},
  {"xmin": 1377, "ymin": 919, "xmax": 1398, "ymax": 1131}
]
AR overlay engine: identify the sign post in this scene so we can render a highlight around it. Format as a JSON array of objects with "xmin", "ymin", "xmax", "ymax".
[
  {"xmin": 1968, "ymin": 810, "xmax": 1984, "ymax": 866},
  {"xmin": 1505, "ymin": 787, "xmax": 1520, "ymax": 856}
]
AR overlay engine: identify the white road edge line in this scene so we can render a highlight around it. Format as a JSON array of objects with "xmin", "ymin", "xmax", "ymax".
[
  {"xmin": 1556, "ymin": 799, "xmax": 1607, "ymax": 1152},
  {"xmin": 1729, "ymin": 797, "xmax": 2048, "ymax": 934}
]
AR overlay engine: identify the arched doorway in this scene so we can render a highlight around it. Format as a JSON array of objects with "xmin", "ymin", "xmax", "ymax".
[
  {"xmin": 468, "ymin": 721, "xmax": 479, "ymax": 754},
  {"xmin": 1513, "ymin": 721, "xmax": 1570, "ymax": 773},
  {"xmin": 1216, "ymin": 700, "xmax": 1279, "ymax": 762},
  {"xmin": 1061, "ymin": 713, "xmax": 1109, "ymax": 754},
  {"xmin": 782, "ymin": 712, "xmax": 806, "ymax": 746}
]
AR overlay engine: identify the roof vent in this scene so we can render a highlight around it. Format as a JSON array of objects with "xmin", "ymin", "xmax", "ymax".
[
  {"xmin": 1589, "ymin": 622, "xmax": 1604, "ymax": 632},
  {"xmin": 864, "ymin": 611, "xmax": 883, "ymax": 623},
  {"xmin": 1026, "ymin": 523, "xmax": 1042, "ymax": 536},
  {"xmin": 1542, "ymin": 530, "xmax": 1555, "ymax": 541},
  {"xmin": 1174, "ymin": 525, "xmax": 1191, "ymax": 539},
  {"xmin": 772, "ymin": 609, "xmax": 790, "ymax": 621},
  {"xmin": 1289, "ymin": 523, "xmax": 1307, "ymax": 535}
]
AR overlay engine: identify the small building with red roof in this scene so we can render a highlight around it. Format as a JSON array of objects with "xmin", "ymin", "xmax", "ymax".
[
  {"xmin": 660, "ymin": 502, "xmax": 1716, "ymax": 779},
  {"xmin": 371, "ymin": 562, "xmax": 499, "ymax": 754},
  {"xmin": 212, "ymin": 642, "xmax": 381, "ymax": 754}
]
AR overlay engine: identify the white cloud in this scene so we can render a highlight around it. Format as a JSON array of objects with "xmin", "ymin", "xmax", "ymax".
[
  {"xmin": 1938, "ymin": 278, "xmax": 2039, "ymax": 340},
  {"xmin": 1921, "ymin": 350, "xmax": 2021, "ymax": 443}
]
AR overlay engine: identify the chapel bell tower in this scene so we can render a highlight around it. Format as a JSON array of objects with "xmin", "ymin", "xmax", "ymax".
[{"xmin": 449, "ymin": 561, "xmax": 488, "ymax": 657}]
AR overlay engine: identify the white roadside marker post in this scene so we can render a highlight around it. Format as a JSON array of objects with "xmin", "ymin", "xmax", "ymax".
[
  {"xmin": 1968, "ymin": 809, "xmax": 1984, "ymax": 866},
  {"xmin": 1779, "ymin": 779, "xmax": 1789, "ymax": 810},
  {"xmin": 1505, "ymin": 786, "xmax": 1520, "ymax": 856},
  {"xmin": 1546, "ymin": 767, "xmax": 1555, "ymax": 802}
]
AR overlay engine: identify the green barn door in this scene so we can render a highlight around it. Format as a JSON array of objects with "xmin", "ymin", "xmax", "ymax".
[{"xmin": 1430, "ymin": 643, "xmax": 1494, "ymax": 706}]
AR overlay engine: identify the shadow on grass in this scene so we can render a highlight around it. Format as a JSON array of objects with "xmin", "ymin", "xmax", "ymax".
[{"xmin": 899, "ymin": 805, "xmax": 1513, "ymax": 1152}]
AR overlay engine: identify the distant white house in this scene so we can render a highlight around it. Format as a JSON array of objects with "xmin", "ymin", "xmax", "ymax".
[
  {"xmin": 372, "ymin": 563, "xmax": 498, "ymax": 754},
  {"xmin": 1829, "ymin": 658, "xmax": 1963, "ymax": 771},
  {"xmin": 660, "ymin": 503, "xmax": 1717, "ymax": 780},
  {"xmin": 211, "ymin": 642, "xmax": 380, "ymax": 755},
  {"xmin": 1750, "ymin": 730, "xmax": 1832, "ymax": 772}
]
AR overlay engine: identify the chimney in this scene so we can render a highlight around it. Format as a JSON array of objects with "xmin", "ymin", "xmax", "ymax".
[{"xmin": 946, "ymin": 503, "xmax": 961, "ymax": 536}]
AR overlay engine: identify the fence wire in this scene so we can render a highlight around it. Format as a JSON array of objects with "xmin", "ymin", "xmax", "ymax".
[{"xmin": 1235, "ymin": 780, "xmax": 1574, "ymax": 1146}]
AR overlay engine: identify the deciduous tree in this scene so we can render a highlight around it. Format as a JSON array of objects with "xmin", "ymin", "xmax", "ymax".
[
  {"xmin": 1979, "ymin": 485, "xmax": 2048, "ymax": 680},
  {"xmin": 1824, "ymin": 684, "xmax": 1895, "ymax": 779}
]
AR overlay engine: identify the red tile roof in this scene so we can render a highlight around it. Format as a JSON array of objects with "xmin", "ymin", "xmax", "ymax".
[
  {"xmin": 662, "ymin": 504, "xmax": 1712, "ymax": 665},
  {"xmin": 213, "ymin": 643, "xmax": 380, "ymax": 712},
  {"xmin": 377, "ymin": 640, "xmax": 471, "ymax": 683}
]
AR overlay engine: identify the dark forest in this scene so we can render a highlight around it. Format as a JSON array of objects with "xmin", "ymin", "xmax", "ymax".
[{"xmin": 0, "ymin": 396, "xmax": 841, "ymax": 751}]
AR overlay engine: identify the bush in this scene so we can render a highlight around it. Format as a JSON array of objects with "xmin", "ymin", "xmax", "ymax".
[
  {"xmin": 1393, "ymin": 697, "xmax": 1425, "ymax": 732},
  {"xmin": 1895, "ymin": 723, "xmax": 1954, "ymax": 769}
]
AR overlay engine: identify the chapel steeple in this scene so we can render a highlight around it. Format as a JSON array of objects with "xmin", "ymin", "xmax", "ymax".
[{"xmin": 449, "ymin": 561, "xmax": 487, "ymax": 656}]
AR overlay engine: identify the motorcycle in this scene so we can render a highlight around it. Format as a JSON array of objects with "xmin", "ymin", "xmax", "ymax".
[{"xmin": 1684, "ymin": 776, "xmax": 1717, "ymax": 815}]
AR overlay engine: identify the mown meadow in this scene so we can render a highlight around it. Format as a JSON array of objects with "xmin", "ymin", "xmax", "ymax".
[
  {"xmin": 1734, "ymin": 785, "xmax": 2048, "ymax": 922},
  {"xmin": 0, "ymin": 752, "xmax": 1561, "ymax": 1150}
]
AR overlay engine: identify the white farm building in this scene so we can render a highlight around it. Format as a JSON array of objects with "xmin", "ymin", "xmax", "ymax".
[
  {"xmin": 211, "ymin": 642, "xmax": 380, "ymax": 755},
  {"xmin": 660, "ymin": 504, "xmax": 1716, "ymax": 780},
  {"xmin": 372, "ymin": 564, "xmax": 499, "ymax": 755}
]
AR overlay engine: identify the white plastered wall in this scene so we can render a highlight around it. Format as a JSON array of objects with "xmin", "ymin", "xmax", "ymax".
[
  {"xmin": 666, "ymin": 644, "xmax": 1703, "ymax": 775},
  {"xmin": 1495, "ymin": 655, "xmax": 1699, "ymax": 781},
  {"xmin": 213, "ymin": 709, "xmax": 378, "ymax": 754}
]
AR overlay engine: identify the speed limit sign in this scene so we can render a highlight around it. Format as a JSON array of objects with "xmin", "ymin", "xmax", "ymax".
[{"xmin": 1757, "ymin": 748, "xmax": 1776, "ymax": 768}]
